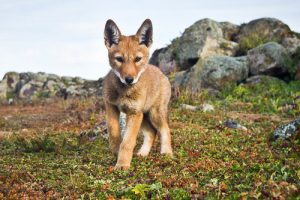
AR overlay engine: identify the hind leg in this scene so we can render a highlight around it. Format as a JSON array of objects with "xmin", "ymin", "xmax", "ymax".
[
  {"xmin": 137, "ymin": 118, "xmax": 156, "ymax": 157},
  {"xmin": 149, "ymin": 108, "xmax": 173, "ymax": 156}
]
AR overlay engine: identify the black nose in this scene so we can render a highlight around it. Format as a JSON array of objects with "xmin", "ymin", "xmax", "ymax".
[{"xmin": 125, "ymin": 76, "xmax": 134, "ymax": 84}]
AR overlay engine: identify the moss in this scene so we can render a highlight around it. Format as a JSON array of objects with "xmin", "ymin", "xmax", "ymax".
[
  {"xmin": 6, "ymin": 91, "xmax": 15, "ymax": 100},
  {"xmin": 238, "ymin": 32, "xmax": 281, "ymax": 55},
  {"xmin": 286, "ymin": 46, "xmax": 300, "ymax": 77}
]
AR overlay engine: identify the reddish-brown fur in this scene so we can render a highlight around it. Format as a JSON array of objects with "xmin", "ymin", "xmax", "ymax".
[{"xmin": 103, "ymin": 19, "xmax": 173, "ymax": 170}]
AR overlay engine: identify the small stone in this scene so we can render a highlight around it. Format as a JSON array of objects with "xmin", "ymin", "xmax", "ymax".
[
  {"xmin": 272, "ymin": 118, "xmax": 300, "ymax": 140},
  {"xmin": 201, "ymin": 103, "xmax": 214, "ymax": 112},
  {"xmin": 223, "ymin": 120, "xmax": 247, "ymax": 131},
  {"xmin": 180, "ymin": 104, "xmax": 199, "ymax": 111}
]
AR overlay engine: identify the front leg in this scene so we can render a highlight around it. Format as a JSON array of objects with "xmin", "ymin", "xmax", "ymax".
[
  {"xmin": 105, "ymin": 102, "xmax": 121, "ymax": 155},
  {"xmin": 115, "ymin": 112, "xmax": 143, "ymax": 170}
]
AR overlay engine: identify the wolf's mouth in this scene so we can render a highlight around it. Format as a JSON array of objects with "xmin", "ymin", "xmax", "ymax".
[{"xmin": 113, "ymin": 68, "xmax": 146, "ymax": 86}]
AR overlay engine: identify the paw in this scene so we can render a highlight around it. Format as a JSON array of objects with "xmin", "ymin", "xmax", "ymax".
[
  {"xmin": 137, "ymin": 149, "xmax": 149, "ymax": 157},
  {"xmin": 114, "ymin": 164, "xmax": 130, "ymax": 170},
  {"xmin": 161, "ymin": 149, "xmax": 173, "ymax": 158}
]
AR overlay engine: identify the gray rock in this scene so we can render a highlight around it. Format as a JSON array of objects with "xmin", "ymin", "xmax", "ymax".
[
  {"xmin": 176, "ymin": 18, "xmax": 224, "ymax": 69},
  {"xmin": 223, "ymin": 120, "xmax": 247, "ymax": 131},
  {"xmin": 237, "ymin": 18, "xmax": 293, "ymax": 46},
  {"xmin": 19, "ymin": 82, "xmax": 37, "ymax": 99},
  {"xmin": 175, "ymin": 55, "xmax": 249, "ymax": 92},
  {"xmin": 180, "ymin": 103, "xmax": 214, "ymax": 112},
  {"xmin": 73, "ymin": 77, "xmax": 85, "ymax": 84},
  {"xmin": 150, "ymin": 46, "xmax": 177, "ymax": 74},
  {"xmin": 151, "ymin": 18, "xmax": 239, "ymax": 73},
  {"xmin": 47, "ymin": 74, "xmax": 61, "ymax": 81},
  {"xmin": 282, "ymin": 36, "xmax": 300, "ymax": 55},
  {"xmin": 247, "ymin": 42, "xmax": 290, "ymax": 76},
  {"xmin": 2, "ymin": 72, "xmax": 20, "ymax": 93},
  {"xmin": 149, "ymin": 37, "xmax": 180, "ymax": 74},
  {"xmin": 35, "ymin": 72, "xmax": 48, "ymax": 83},
  {"xmin": 200, "ymin": 56, "xmax": 249, "ymax": 89},
  {"xmin": 61, "ymin": 76, "xmax": 73, "ymax": 83},
  {"xmin": 272, "ymin": 118, "xmax": 300, "ymax": 140},
  {"xmin": 219, "ymin": 21, "xmax": 240, "ymax": 41},
  {"xmin": 19, "ymin": 72, "xmax": 36, "ymax": 83}
]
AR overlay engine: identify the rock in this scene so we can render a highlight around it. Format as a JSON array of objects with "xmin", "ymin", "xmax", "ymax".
[
  {"xmin": 47, "ymin": 74, "xmax": 61, "ymax": 81},
  {"xmin": 180, "ymin": 103, "xmax": 214, "ymax": 112},
  {"xmin": 201, "ymin": 103, "xmax": 214, "ymax": 112},
  {"xmin": 219, "ymin": 22, "xmax": 240, "ymax": 41},
  {"xmin": 149, "ymin": 37, "xmax": 180, "ymax": 74},
  {"xmin": 223, "ymin": 120, "xmax": 247, "ymax": 131},
  {"xmin": 2, "ymin": 72, "xmax": 20, "ymax": 93},
  {"xmin": 8, "ymin": 98, "xmax": 14, "ymax": 105},
  {"xmin": 199, "ymin": 37, "xmax": 238, "ymax": 61},
  {"xmin": 272, "ymin": 118, "xmax": 300, "ymax": 140},
  {"xmin": 237, "ymin": 18, "xmax": 293, "ymax": 53},
  {"xmin": 200, "ymin": 55, "xmax": 249, "ymax": 89},
  {"xmin": 19, "ymin": 82, "xmax": 37, "ymax": 99},
  {"xmin": 180, "ymin": 104, "xmax": 199, "ymax": 111},
  {"xmin": 176, "ymin": 18, "xmax": 234, "ymax": 70},
  {"xmin": 150, "ymin": 46, "xmax": 177, "ymax": 74},
  {"xmin": 44, "ymin": 80, "xmax": 59, "ymax": 92},
  {"xmin": 19, "ymin": 72, "xmax": 36, "ymax": 83},
  {"xmin": 282, "ymin": 36, "xmax": 300, "ymax": 55},
  {"xmin": 0, "ymin": 71, "xmax": 102, "ymax": 101},
  {"xmin": 245, "ymin": 75, "xmax": 285, "ymax": 85},
  {"xmin": 151, "ymin": 18, "xmax": 240, "ymax": 73},
  {"xmin": 73, "ymin": 77, "xmax": 85, "ymax": 84},
  {"xmin": 29, "ymin": 80, "xmax": 44, "ymax": 88},
  {"xmin": 247, "ymin": 42, "xmax": 290, "ymax": 77},
  {"xmin": 61, "ymin": 76, "xmax": 73, "ymax": 82},
  {"xmin": 0, "ymin": 72, "xmax": 20, "ymax": 99},
  {"xmin": 175, "ymin": 55, "xmax": 249, "ymax": 92},
  {"xmin": 35, "ymin": 72, "xmax": 48, "ymax": 83}
]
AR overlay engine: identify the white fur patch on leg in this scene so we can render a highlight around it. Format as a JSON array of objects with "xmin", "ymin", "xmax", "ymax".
[
  {"xmin": 137, "ymin": 132, "xmax": 153, "ymax": 157},
  {"xmin": 160, "ymin": 128, "xmax": 173, "ymax": 156}
]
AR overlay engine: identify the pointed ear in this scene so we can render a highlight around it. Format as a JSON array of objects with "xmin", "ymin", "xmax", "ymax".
[
  {"xmin": 104, "ymin": 19, "xmax": 121, "ymax": 48},
  {"xmin": 136, "ymin": 19, "xmax": 153, "ymax": 47}
]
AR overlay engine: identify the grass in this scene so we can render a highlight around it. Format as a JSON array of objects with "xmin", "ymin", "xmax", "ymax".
[
  {"xmin": 0, "ymin": 79, "xmax": 299, "ymax": 199},
  {"xmin": 238, "ymin": 32, "xmax": 281, "ymax": 55}
]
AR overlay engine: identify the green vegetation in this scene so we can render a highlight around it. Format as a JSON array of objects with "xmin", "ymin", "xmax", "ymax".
[
  {"xmin": 286, "ymin": 47, "xmax": 300, "ymax": 76},
  {"xmin": 0, "ymin": 79, "xmax": 299, "ymax": 199},
  {"xmin": 238, "ymin": 33, "xmax": 280, "ymax": 55}
]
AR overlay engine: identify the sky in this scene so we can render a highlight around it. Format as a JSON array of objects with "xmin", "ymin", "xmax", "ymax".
[{"xmin": 0, "ymin": 0, "xmax": 300, "ymax": 80}]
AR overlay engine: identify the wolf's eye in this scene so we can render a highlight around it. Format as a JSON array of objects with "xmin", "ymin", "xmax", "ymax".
[
  {"xmin": 135, "ymin": 56, "xmax": 142, "ymax": 62},
  {"xmin": 115, "ymin": 56, "xmax": 124, "ymax": 63}
]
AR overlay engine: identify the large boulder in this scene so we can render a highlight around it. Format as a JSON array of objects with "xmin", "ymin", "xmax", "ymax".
[
  {"xmin": 174, "ymin": 55, "xmax": 249, "ymax": 92},
  {"xmin": 237, "ymin": 18, "xmax": 294, "ymax": 54},
  {"xmin": 19, "ymin": 82, "xmax": 37, "ymax": 99},
  {"xmin": 247, "ymin": 42, "xmax": 290, "ymax": 77},
  {"xmin": 150, "ymin": 19, "xmax": 239, "ymax": 73},
  {"xmin": 0, "ymin": 72, "xmax": 20, "ymax": 99},
  {"xmin": 176, "ymin": 18, "xmax": 239, "ymax": 70}
]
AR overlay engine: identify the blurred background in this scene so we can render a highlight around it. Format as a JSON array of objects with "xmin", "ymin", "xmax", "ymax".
[{"xmin": 1, "ymin": 0, "xmax": 299, "ymax": 80}]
